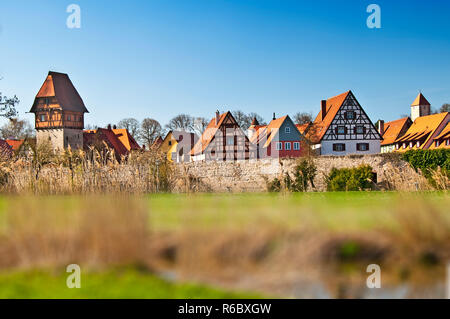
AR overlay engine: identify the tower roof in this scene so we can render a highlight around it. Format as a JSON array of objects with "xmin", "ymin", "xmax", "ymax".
[
  {"xmin": 411, "ymin": 93, "xmax": 430, "ymax": 106},
  {"xmin": 250, "ymin": 117, "xmax": 259, "ymax": 126},
  {"xmin": 30, "ymin": 71, "xmax": 89, "ymax": 113}
]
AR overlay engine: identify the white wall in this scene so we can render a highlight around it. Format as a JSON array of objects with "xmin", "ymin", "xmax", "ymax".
[{"xmin": 320, "ymin": 140, "xmax": 380, "ymax": 156}]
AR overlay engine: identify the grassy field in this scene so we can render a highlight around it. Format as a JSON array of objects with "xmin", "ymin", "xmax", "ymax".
[
  {"xmin": 0, "ymin": 268, "xmax": 261, "ymax": 299},
  {"xmin": 0, "ymin": 191, "xmax": 449, "ymax": 298}
]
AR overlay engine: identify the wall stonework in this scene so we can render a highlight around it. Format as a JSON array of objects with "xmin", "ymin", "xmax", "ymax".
[
  {"xmin": 36, "ymin": 128, "xmax": 83, "ymax": 151},
  {"xmin": 176, "ymin": 154, "xmax": 426, "ymax": 192}
]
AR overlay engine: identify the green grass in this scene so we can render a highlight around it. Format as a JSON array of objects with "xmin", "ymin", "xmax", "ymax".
[
  {"xmin": 147, "ymin": 191, "xmax": 450, "ymax": 232},
  {"xmin": 0, "ymin": 268, "xmax": 262, "ymax": 299}
]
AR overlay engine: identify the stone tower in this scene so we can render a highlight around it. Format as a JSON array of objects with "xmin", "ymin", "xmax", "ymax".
[
  {"xmin": 29, "ymin": 71, "xmax": 89, "ymax": 151},
  {"xmin": 411, "ymin": 93, "xmax": 431, "ymax": 122}
]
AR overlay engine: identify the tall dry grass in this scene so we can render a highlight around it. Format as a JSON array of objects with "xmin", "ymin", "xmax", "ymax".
[
  {"xmin": 0, "ymin": 145, "xmax": 177, "ymax": 195},
  {"xmin": 0, "ymin": 196, "xmax": 151, "ymax": 270}
]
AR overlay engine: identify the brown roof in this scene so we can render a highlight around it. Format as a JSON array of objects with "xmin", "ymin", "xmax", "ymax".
[
  {"xmin": 151, "ymin": 136, "xmax": 163, "ymax": 148},
  {"xmin": 30, "ymin": 71, "xmax": 89, "ymax": 113},
  {"xmin": 112, "ymin": 128, "xmax": 141, "ymax": 151},
  {"xmin": 381, "ymin": 117, "xmax": 411, "ymax": 146},
  {"xmin": 309, "ymin": 91, "xmax": 351, "ymax": 143},
  {"xmin": 411, "ymin": 93, "xmax": 431, "ymax": 106}
]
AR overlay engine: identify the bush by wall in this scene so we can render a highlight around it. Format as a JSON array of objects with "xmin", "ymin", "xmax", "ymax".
[
  {"xmin": 267, "ymin": 158, "xmax": 317, "ymax": 192},
  {"xmin": 326, "ymin": 164, "xmax": 375, "ymax": 192},
  {"xmin": 402, "ymin": 149, "xmax": 450, "ymax": 177}
]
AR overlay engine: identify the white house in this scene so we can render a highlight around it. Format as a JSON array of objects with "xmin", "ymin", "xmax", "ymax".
[{"xmin": 308, "ymin": 90, "xmax": 382, "ymax": 155}]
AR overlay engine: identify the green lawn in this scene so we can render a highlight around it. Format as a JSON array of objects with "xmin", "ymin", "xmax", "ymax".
[{"xmin": 0, "ymin": 268, "xmax": 262, "ymax": 299}]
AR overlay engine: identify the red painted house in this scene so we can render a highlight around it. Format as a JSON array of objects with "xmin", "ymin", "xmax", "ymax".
[{"xmin": 249, "ymin": 114, "xmax": 306, "ymax": 158}]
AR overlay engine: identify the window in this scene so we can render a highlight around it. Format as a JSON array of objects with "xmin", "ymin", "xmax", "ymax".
[
  {"xmin": 67, "ymin": 115, "xmax": 71, "ymax": 121},
  {"xmin": 333, "ymin": 143, "xmax": 346, "ymax": 152},
  {"xmin": 40, "ymin": 114, "xmax": 46, "ymax": 122},
  {"xmin": 227, "ymin": 137, "xmax": 234, "ymax": 145},
  {"xmin": 276, "ymin": 142, "xmax": 282, "ymax": 150},
  {"xmin": 435, "ymin": 140, "xmax": 440, "ymax": 147},
  {"xmin": 168, "ymin": 141, "xmax": 172, "ymax": 146},
  {"xmin": 355, "ymin": 126, "xmax": 365, "ymax": 134},
  {"xmin": 402, "ymin": 143, "xmax": 406, "ymax": 149},
  {"xmin": 285, "ymin": 127, "xmax": 291, "ymax": 134},
  {"xmin": 416, "ymin": 141, "xmax": 420, "ymax": 148},
  {"xmin": 446, "ymin": 139, "xmax": 450, "ymax": 146},
  {"xmin": 395, "ymin": 144, "xmax": 399, "ymax": 150},
  {"xmin": 357, "ymin": 143, "xmax": 369, "ymax": 151},
  {"xmin": 293, "ymin": 142, "xmax": 300, "ymax": 150},
  {"xmin": 409, "ymin": 142, "xmax": 413, "ymax": 148},
  {"xmin": 336, "ymin": 126, "xmax": 346, "ymax": 134},
  {"xmin": 345, "ymin": 111, "xmax": 355, "ymax": 120},
  {"xmin": 285, "ymin": 142, "xmax": 291, "ymax": 150}
]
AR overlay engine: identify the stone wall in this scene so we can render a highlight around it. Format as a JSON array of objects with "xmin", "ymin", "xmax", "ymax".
[{"xmin": 176, "ymin": 153, "xmax": 428, "ymax": 192}]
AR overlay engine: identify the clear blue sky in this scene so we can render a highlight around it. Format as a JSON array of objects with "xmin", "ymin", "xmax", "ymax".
[{"xmin": 0, "ymin": 0, "xmax": 449, "ymax": 128}]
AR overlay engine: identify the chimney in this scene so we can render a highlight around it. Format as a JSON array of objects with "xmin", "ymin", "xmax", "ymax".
[
  {"xmin": 273, "ymin": 112, "xmax": 276, "ymax": 120},
  {"xmin": 321, "ymin": 100, "xmax": 327, "ymax": 121},
  {"xmin": 378, "ymin": 120, "xmax": 385, "ymax": 136},
  {"xmin": 215, "ymin": 110, "xmax": 220, "ymax": 125},
  {"xmin": 113, "ymin": 125, "xmax": 117, "ymax": 129},
  {"xmin": 107, "ymin": 124, "xmax": 112, "ymax": 130}
]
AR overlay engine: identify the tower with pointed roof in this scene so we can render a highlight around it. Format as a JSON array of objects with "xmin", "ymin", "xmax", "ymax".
[
  {"xmin": 411, "ymin": 92, "xmax": 431, "ymax": 122},
  {"xmin": 29, "ymin": 71, "xmax": 89, "ymax": 151}
]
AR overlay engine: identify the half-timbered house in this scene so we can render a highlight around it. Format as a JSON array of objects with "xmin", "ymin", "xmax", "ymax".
[
  {"xmin": 190, "ymin": 111, "xmax": 250, "ymax": 161},
  {"xmin": 308, "ymin": 90, "xmax": 381, "ymax": 155}
]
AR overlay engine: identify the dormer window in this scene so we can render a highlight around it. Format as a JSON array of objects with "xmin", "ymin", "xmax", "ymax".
[
  {"xmin": 416, "ymin": 141, "xmax": 420, "ymax": 148},
  {"xmin": 446, "ymin": 139, "xmax": 450, "ymax": 146},
  {"xmin": 402, "ymin": 143, "xmax": 406, "ymax": 149},
  {"xmin": 409, "ymin": 142, "xmax": 413, "ymax": 148}
]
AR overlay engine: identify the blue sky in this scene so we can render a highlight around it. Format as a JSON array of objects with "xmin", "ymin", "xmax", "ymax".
[{"xmin": 0, "ymin": 0, "xmax": 449, "ymax": 128}]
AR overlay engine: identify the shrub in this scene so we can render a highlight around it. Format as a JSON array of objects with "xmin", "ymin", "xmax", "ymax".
[
  {"xmin": 266, "ymin": 158, "xmax": 317, "ymax": 192},
  {"xmin": 402, "ymin": 149, "xmax": 450, "ymax": 189},
  {"xmin": 326, "ymin": 164, "xmax": 375, "ymax": 191}
]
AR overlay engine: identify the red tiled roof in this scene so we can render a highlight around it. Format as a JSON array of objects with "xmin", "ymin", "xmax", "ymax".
[
  {"xmin": 296, "ymin": 123, "xmax": 311, "ymax": 135},
  {"xmin": 30, "ymin": 71, "xmax": 89, "ymax": 113},
  {"xmin": 84, "ymin": 128, "xmax": 129, "ymax": 158},
  {"xmin": 309, "ymin": 91, "xmax": 351, "ymax": 143},
  {"xmin": 190, "ymin": 111, "xmax": 230, "ymax": 156},
  {"xmin": 380, "ymin": 117, "xmax": 411, "ymax": 146},
  {"xmin": 5, "ymin": 139, "xmax": 25, "ymax": 151},
  {"xmin": 112, "ymin": 128, "xmax": 141, "ymax": 151}
]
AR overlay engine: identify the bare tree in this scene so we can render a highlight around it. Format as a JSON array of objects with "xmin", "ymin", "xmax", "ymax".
[
  {"xmin": 440, "ymin": 104, "xmax": 450, "ymax": 113},
  {"xmin": 232, "ymin": 110, "xmax": 249, "ymax": 129},
  {"xmin": 140, "ymin": 118, "xmax": 162, "ymax": 148},
  {"xmin": 192, "ymin": 117, "xmax": 209, "ymax": 136},
  {"xmin": 292, "ymin": 112, "xmax": 313, "ymax": 125},
  {"xmin": 166, "ymin": 114, "xmax": 193, "ymax": 131},
  {"xmin": 0, "ymin": 83, "xmax": 19, "ymax": 119},
  {"xmin": 117, "ymin": 118, "xmax": 140, "ymax": 137},
  {"xmin": 0, "ymin": 118, "xmax": 34, "ymax": 139}
]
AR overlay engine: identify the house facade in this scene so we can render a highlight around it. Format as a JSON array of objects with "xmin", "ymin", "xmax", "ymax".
[
  {"xmin": 29, "ymin": 71, "xmax": 89, "ymax": 151},
  {"xmin": 308, "ymin": 90, "xmax": 381, "ymax": 155},
  {"xmin": 160, "ymin": 130, "xmax": 199, "ymax": 163},
  {"xmin": 379, "ymin": 117, "xmax": 412, "ymax": 153},
  {"xmin": 191, "ymin": 111, "xmax": 250, "ymax": 161},
  {"xmin": 249, "ymin": 115, "xmax": 306, "ymax": 158}
]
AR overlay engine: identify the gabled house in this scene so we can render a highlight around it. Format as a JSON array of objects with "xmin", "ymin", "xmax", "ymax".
[
  {"xmin": 190, "ymin": 111, "xmax": 250, "ymax": 161},
  {"xmin": 249, "ymin": 114, "xmax": 306, "ymax": 158},
  {"xmin": 151, "ymin": 136, "xmax": 163, "ymax": 150},
  {"xmin": 378, "ymin": 117, "xmax": 412, "ymax": 153},
  {"xmin": 394, "ymin": 112, "xmax": 449, "ymax": 151},
  {"xmin": 308, "ymin": 90, "xmax": 381, "ymax": 155},
  {"xmin": 160, "ymin": 130, "xmax": 199, "ymax": 163},
  {"xmin": 83, "ymin": 125, "xmax": 140, "ymax": 160},
  {"xmin": 429, "ymin": 122, "xmax": 450, "ymax": 149}
]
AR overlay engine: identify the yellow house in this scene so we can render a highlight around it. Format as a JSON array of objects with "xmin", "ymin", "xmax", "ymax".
[{"xmin": 160, "ymin": 130, "xmax": 199, "ymax": 163}]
